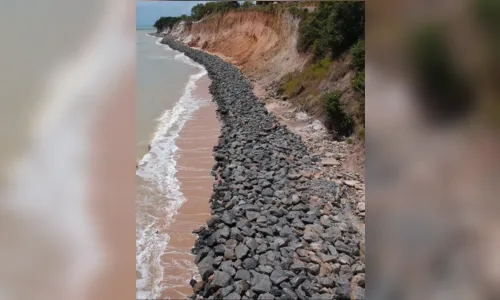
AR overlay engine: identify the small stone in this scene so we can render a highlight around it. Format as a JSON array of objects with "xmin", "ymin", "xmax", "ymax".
[
  {"xmin": 234, "ymin": 280, "xmax": 251, "ymax": 294},
  {"xmin": 257, "ymin": 293, "xmax": 275, "ymax": 300},
  {"xmin": 262, "ymin": 188, "xmax": 274, "ymax": 197},
  {"xmin": 252, "ymin": 274, "xmax": 272, "ymax": 293},
  {"xmin": 318, "ymin": 252, "xmax": 337, "ymax": 263},
  {"xmin": 352, "ymin": 273, "xmax": 365, "ymax": 287},
  {"xmin": 319, "ymin": 277, "xmax": 335, "ymax": 288},
  {"xmin": 235, "ymin": 244, "xmax": 250, "ymax": 259},
  {"xmin": 283, "ymin": 288, "xmax": 298, "ymax": 300},
  {"xmin": 321, "ymin": 158, "xmax": 340, "ymax": 166},
  {"xmin": 220, "ymin": 285, "xmax": 235, "ymax": 297},
  {"xmin": 193, "ymin": 281, "xmax": 204, "ymax": 293},
  {"xmin": 290, "ymin": 275, "xmax": 307, "ymax": 288},
  {"xmin": 290, "ymin": 260, "xmax": 305, "ymax": 272},
  {"xmin": 287, "ymin": 172, "xmax": 302, "ymax": 180},
  {"xmin": 246, "ymin": 211, "xmax": 260, "ymax": 221},
  {"xmin": 219, "ymin": 226, "xmax": 230, "ymax": 239},
  {"xmin": 235, "ymin": 269, "xmax": 252, "ymax": 281},
  {"xmin": 226, "ymin": 292, "xmax": 242, "ymax": 300},
  {"xmin": 338, "ymin": 253, "xmax": 352, "ymax": 265},
  {"xmin": 212, "ymin": 271, "xmax": 232, "ymax": 288},
  {"xmin": 198, "ymin": 255, "xmax": 215, "ymax": 281},
  {"xmin": 258, "ymin": 265, "xmax": 273, "ymax": 274},
  {"xmin": 256, "ymin": 243, "xmax": 268, "ymax": 254},
  {"xmin": 243, "ymin": 257, "xmax": 258, "ymax": 269},
  {"xmin": 306, "ymin": 263, "xmax": 320, "ymax": 275},
  {"xmin": 334, "ymin": 241, "xmax": 352, "ymax": 254},
  {"xmin": 222, "ymin": 211, "xmax": 236, "ymax": 225},
  {"xmin": 357, "ymin": 202, "xmax": 365, "ymax": 212},
  {"xmin": 350, "ymin": 286, "xmax": 365, "ymax": 300},
  {"xmin": 303, "ymin": 228, "xmax": 320, "ymax": 242},
  {"xmin": 270, "ymin": 269, "xmax": 287, "ymax": 285},
  {"xmin": 343, "ymin": 180, "xmax": 358, "ymax": 187}
]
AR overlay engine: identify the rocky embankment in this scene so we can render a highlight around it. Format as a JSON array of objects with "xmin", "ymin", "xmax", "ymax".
[{"xmin": 162, "ymin": 37, "xmax": 365, "ymax": 300}]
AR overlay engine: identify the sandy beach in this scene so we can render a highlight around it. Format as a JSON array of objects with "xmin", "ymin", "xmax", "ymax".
[{"xmin": 160, "ymin": 75, "xmax": 219, "ymax": 299}]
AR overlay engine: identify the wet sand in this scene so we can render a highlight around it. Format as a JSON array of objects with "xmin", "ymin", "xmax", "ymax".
[{"xmin": 160, "ymin": 75, "xmax": 220, "ymax": 299}]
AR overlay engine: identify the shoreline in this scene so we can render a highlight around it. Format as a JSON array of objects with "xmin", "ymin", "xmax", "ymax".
[
  {"xmin": 136, "ymin": 34, "xmax": 214, "ymax": 299},
  {"xmin": 162, "ymin": 36, "xmax": 365, "ymax": 300},
  {"xmin": 160, "ymin": 75, "xmax": 219, "ymax": 299}
]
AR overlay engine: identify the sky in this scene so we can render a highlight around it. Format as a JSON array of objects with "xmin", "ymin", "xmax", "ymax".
[{"xmin": 136, "ymin": 1, "xmax": 205, "ymax": 28}]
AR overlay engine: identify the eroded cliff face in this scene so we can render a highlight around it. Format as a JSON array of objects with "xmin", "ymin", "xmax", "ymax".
[{"xmin": 171, "ymin": 11, "xmax": 308, "ymax": 87}]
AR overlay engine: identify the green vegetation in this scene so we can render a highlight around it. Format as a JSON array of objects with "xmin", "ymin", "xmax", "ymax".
[
  {"xmin": 154, "ymin": 1, "xmax": 244, "ymax": 33},
  {"xmin": 289, "ymin": 6, "xmax": 309, "ymax": 19},
  {"xmin": 323, "ymin": 91, "xmax": 354, "ymax": 137},
  {"xmin": 153, "ymin": 16, "xmax": 190, "ymax": 33},
  {"xmin": 279, "ymin": 58, "xmax": 330, "ymax": 98},
  {"xmin": 280, "ymin": 2, "xmax": 365, "ymax": 139},
  {"xmin": 297, "ymin": 2, "xmax": 364, "ymax": 60},
  {"xmin": 351, "ymin": 39, "xmax": 365, "ymax": 70},
  {"xmin": 191, "ymin": 1, "xmax": 240, "ymax": 21},
  {"xmin": 351, "ymin": 71, "xmax": 365, "ymax": 95}
]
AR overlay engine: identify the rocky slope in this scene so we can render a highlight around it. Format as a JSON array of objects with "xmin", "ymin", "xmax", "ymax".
[{"xmin": 162, "ymin": 37, "xmax": 364, "ymax": 300}]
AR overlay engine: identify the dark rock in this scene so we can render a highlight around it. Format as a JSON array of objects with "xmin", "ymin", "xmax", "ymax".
[
  {"xmin": 306, "ymin": 263, "xmax": 320, "ymax": 275},
  {"xmin": 235, "ymin": 244, "xmax": 250, "ymax": 259},
  {"xmin": 262, "ymin": 188, "xmax": 274, "ymax": 197},
  {"xmin": 193, "ymin": 281, "xmax": 205, "ymax": 293},
  {"xmin": 212, "ymin": 256, "xmax": 223, "ymax": 267},
  {"xmin": 334, "ymin": 241, "xmax": 352, "ymax": 255},
  {"xmin": 338, "ymin": 253, "xmax": 352, "ymax": 265},
  {"xmin": 283, "ymin": 288, "xmax": 298, "ymax": 300},
  {"xmin": 318, "ymin": 253, "xmax": 337, "ymax": 263},
  {"xmin": 220, "ymin": 285, "xmax": 235, "ymax": 297},
  {"xmin": 351, "ymin": 286, "xmax": 365, "ymax": 300},
  {"xmin": 258, "ymin": 265, "xmax": 273, "ymax": 274},
  {"xmin": 290, "ymin": 260, "xmax": 305, "ymax": 273},
  {"xmin": 319, "ymin": 277, "xmax": 335, "ymax": 288},
  {"xmin": 246, "ymin": 211, "xmax": 260, "ymax": 221},
  {"xmin": 252, "ymin": 274, "xmax": 272, "ymax": 293},
  {"xmin": 234, "ymin": 280, "xmax": 251, "ymax": 294},
  {"xmin": 235, "ymin": 269, "xmax": 251, "ymax": 281},
  {"xmin": 195, "ymin": 247, "xmax": 211, "ymax": 264},
  {"xmin": 257, "ymin": 293, "xmax": 275, "ymax": 300},
  {"xmin": 198, "ymin": 255, "xmax": 215, "ymax": 281},
  {"xmin": 242, "ymin": 258, "xmax": 258, "ymax": 269},
  {"xmin": 226, "ymin": 292, "xmax": 242, "ymax": 300},
  {"xmin": 290, "ymin": 275, "xmax": 307, "ymax": 288},
  {"xmin": 270, "ymin": 269, "xmax": 287, "ymax": 285},
  {"xmin": 222, "ymin": 211, "xmax": 236, "ymax": 225},
  {"xmin": 256, "ymin": 243, "xmax": 268, "ymax": 254},
  {"xmin": 212, "ymin": 271, "xmax": 232, "ymax": 288}
]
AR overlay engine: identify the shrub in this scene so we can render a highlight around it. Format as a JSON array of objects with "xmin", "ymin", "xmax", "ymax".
[
  {"xmin": 351, "ymin": 71, "xmax": 365, "ymax": 95},
  {"xmin": 297, "ymin": 2, "xmax": 364, "ymax": 59},
  {"xmin": 357, "ymin": 127, "xmax": 365, "ymax": 139},
  {"xmin": 323, "ymin": 91, "xmax": 354, "ymax": 137},
  {"xmin": 351, "ymin": 39, "xmax": 365, "ymax": 70}
]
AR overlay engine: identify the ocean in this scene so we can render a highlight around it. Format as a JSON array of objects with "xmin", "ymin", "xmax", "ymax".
[{"xmin": 135, "ymin": 29, "xmax": 210, "ymax": 299}]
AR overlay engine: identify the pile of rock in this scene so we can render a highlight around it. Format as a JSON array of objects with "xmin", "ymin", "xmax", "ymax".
[{"xmin": 162, "ymin": 37, "xmax": 365, "ymax": 300}]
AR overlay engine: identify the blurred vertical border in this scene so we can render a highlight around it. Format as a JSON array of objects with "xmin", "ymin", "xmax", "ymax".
[
  {"xmin": 0, "ymin": 0, "xmax": 135, "ymax": 299},
  {"xmin": 367, "ymin": 0, "xmax": 500, "ymax": 299}
]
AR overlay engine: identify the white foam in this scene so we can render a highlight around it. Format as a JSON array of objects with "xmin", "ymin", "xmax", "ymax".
[{"xmin": 136, "ymin": 38, "xmax": 210, "ymax": 299}]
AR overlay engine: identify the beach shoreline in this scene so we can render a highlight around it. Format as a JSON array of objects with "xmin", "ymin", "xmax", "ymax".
[
  {"xmin": 159, "ymin": 75, "xmax": 220, "ymax": 299},
  {"xmin": 136, "ymin": 33, "xmax": 217, "ymax": 299}
]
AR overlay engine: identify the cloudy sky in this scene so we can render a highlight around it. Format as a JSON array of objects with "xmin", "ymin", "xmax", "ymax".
[{"xmin": 136, "ymin": 1, "xmax": 205, "ymax": 28}]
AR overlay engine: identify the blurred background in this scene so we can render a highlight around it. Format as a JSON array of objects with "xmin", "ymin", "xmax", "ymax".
[
  {"xmin": 367, "ymin": 0, "xmax": 500, "ymax": 299},
  {"xmin": 0, "ymin": 0, "xmax": 499, "ymax": 299},
  {"xmin": 0, "ymin": 0, "xmax": 135, "ymax": 299}
]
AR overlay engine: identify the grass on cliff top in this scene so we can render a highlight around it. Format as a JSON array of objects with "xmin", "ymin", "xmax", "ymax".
[{"xmin": 279, "ymin": 58, "xmax": 331, "ymax": 98}]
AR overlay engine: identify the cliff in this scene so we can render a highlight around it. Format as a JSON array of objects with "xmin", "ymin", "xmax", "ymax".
[{"xmin": 170, "ymin": 10, "xmax": 308, "ymax": 87}]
